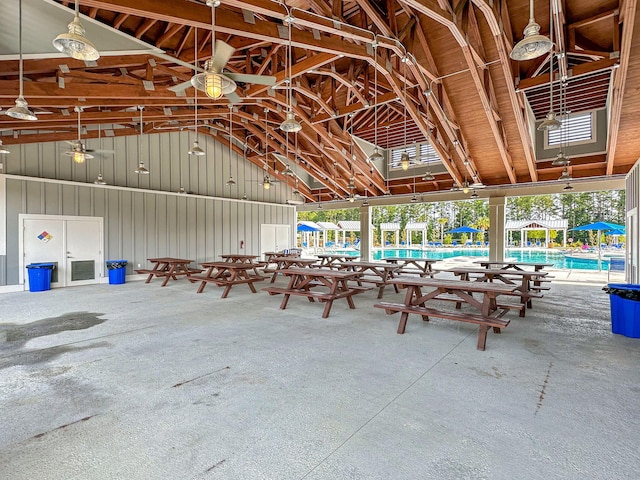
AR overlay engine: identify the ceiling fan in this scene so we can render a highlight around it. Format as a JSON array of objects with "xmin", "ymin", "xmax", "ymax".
[
  {"xmin": 63, "ymin": 107, "xmax": 113, "ymax": 163},
  {"xmin": 168, "ymin": 1, "xmax": 276, "ymax": 102}
]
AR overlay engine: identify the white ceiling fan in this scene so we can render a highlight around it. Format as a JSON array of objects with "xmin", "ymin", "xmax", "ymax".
[
  {"xmin": 168, "ymin": 1, "xmax": 276, "ymax": 102},
  {"xmin": 63, "ymin": 106, "xmax": 113, "ymax": 163}
]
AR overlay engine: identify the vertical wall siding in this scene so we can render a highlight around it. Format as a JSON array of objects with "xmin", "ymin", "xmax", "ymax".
[
  {"xmin": 1, "ymin": 130, "xmax": 297, "ymax": 286},
  {"xmin": 3, "ymin": 130, "xmax": 293, "ymax": 204},
  {"xmin": 3, "ymin": 178, "xmax": 295, "ymax": 285}
]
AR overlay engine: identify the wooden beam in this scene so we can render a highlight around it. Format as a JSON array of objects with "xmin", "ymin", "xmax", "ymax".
[{"xmin": 606, "ymin": 0, "xmax": 637, "ymax": 175}]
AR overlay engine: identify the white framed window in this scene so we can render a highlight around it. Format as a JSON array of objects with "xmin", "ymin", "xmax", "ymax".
[
  {"xmin": 544, "ymin": 111, "xmax": 596, "ymax": 149},
  {"xmin": 390, "ymin": 142, "xmax": 441, "ymax": 169}
]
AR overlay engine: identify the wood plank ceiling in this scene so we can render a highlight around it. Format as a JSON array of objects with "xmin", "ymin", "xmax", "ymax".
[{"xmin": 0, "ymin": 0, "xmax": 638, "ymax": 202}]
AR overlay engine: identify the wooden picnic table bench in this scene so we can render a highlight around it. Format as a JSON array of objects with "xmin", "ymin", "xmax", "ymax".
[
  {"xmin": 135, "ymin": 257, "xmax": 203, "ymax": 286},
  {"xmin": 314, "ymin": 254, "xmax": 359, "ymax": 269},
  {"xmin": 437, "ymin": 267, "xmax": 547, "ymax": 311},
  {"xmin": 263, "ymin": 267, "xmax": 369, "ymax": 318},
  {"xmin": 268, "ymin": 257, "xmax": 317, "ymax": 283},
  {"xmin": 383, "ymin": 257, "xmax": 438, "ymax": 277},
  {"xmin": 189, "ymin": 261, "xmax": 265, "ymax": 298},
  {"xmin": 374, "ymin": 276, "xmax": 518, "ymax": 350},
  {"xmin": 338, "ymin": 261, "xmax": 400, "ymax": 298}
]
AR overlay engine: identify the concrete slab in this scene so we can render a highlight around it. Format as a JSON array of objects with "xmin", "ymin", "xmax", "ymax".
[{"xmin": 0, "ymin": 271, "xmax": 639, "ymax": 479}]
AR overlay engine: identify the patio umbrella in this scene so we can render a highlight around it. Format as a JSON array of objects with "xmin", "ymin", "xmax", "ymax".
[
  {"xmin": 446, "ymin": 226, "xmax": 481, "ymax": 244},
  {"xmin": 571, "ymin": 221, "xmax": 625, "ymax": 270},
  {"xmin": 446, "ymin": 226, "xmax": 481, "ymax": 234}
]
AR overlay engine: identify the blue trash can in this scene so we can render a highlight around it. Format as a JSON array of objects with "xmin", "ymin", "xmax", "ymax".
[
  {"xmin": 26, "ymin": 263, "xmax": 55, "ymax": 292},
  {"xmin": 603, "ymin": 284, "xmax": 640, "ymax": 338},
  {"xmin": 106, "ymin": 260, "xmax": 128, "ymax": 285}
]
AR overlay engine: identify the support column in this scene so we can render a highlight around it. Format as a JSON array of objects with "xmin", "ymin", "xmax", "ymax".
[
  {"xmin": 359, "ymin": 205, "xmax": 371, "ymax": 261},
  {"xmin": 489, "ymin": 197, "xmax": 506, "ymax": 261}
]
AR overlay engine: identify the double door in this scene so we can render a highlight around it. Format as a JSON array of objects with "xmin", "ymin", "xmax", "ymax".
[{"xmin": 20, "ymin": 215, "xmax": 103, "ymax": 289}]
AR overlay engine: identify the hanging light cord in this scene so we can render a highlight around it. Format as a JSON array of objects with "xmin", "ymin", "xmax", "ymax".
[
  {"xmin": 18, "ymin": 0, "xmax": 24, "ymax": 98},
  {"xmin": 373, "ymin": 40, "xmax": 378, "ymax": 150},
  {"xmin": 194, "ymin": 27, "xmax": 199, "ymax": 142},
  {"xmin": 549, "ymin": 5, "xmax": 555, "ymax": 114}
]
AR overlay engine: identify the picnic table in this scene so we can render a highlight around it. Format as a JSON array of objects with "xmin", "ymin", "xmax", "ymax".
[
  {"xmin": 263, "ymin": 267, "xmax": 369, "ymax": 318},
  {"xmin": 189, "ymin": 261, "xmax": 265, "ymax": 298},
  {"xmin": 220, "ymin": 254, "xmax": 261, "ymax": 274},
  {"xmin": 439, "ymin": 267, "xmax": 548, "ymax": 311},
  {"xmin": 474, "ymin": 261, "xmax": 553, "ymax": 272},
  {"xmin": 383, "ymin": 257, "xmax": 438, "ymax": 277},
  {"xmin": 315, "ymin": 254, "xmax": 359, "ymax": 269},
  {"xmin": 338, "ymin": 261, "xmax": 400, "ymax": 298},
  {"xmin": 375, "ymin": 276, "xmax": 518, "ymax": 350},
  {"xmin": 135, "ymin": 257, "xmax": 202, "ymax": 286},
  {"xmin": 268, "ymin": 256, "xmax": 318, "ymax": 283}
]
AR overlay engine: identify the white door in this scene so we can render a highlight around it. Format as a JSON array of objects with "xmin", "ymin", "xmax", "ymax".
[
  {"xmin": 65, "ymin": 219, "xmax": 102, "ymax": 286},
  {"xmin": 260, "ymin": 224, "xmax": 291, "ymax": 257},
  {"xmin": 23, "ymin": 218, "xmax": 65, "ymax": 288},
  {"xmin": 21, "ymin": 215, "xmax": 103, "ymax": 289}
]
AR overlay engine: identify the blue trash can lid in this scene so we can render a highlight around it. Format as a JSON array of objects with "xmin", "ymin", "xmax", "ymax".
[
  {"xmin": 26, "ymin": 263, "xmax": 55, "ymax": 269},
  {"xmin": 106, "ymin": 260, "xmax": 127, "ymax": 263}
]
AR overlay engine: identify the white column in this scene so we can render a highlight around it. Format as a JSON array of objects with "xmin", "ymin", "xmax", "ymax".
[
  {"xmin": 359, "ymin": 205, "xmax": 371, "ymax": 261},
  {"xmin": 489, "ymin": 197, "xmax": 506, "ymax": 261}
]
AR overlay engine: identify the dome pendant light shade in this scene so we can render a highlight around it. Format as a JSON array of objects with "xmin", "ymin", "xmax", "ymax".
[
  {"xmin": 94, "ymin": 173, "xmax": 107, "ymax": 185},
  {"xmin": 368, "ymin": 147, "xmax": 383, "ymax": 163},
  {"xmin": 422, "ymin": 170, "xmax": 435, "ymax": 181},
  {"xmin": 552, "ymin": 151, "xmax": 570, "ymax": 166},
  {"xmin": 226, "ymin": 176, "xmax": 236, "ymax": 186},
  {"xmin": 558, "ymin": 167, "xmax": 571, "ymax": 181},
  {"xmin": 135, "ymin": 162, "xmax": 149, "ymax": 175},
  {"xmin": 510, "ymin": 0, "xmax": 553, "ymax": 61},
  {"xmin": 280, "ymin": 111, "xmax": 302, "ymax": 133},
  {"xmin": 6, "ymin": 95, "xmax": 37, "ymax": 121},
  {"xmin": 0, "ymin": 140, "xmax": 9, "ymax": 155},
  {"xmin": 65, "ymin": 148, "xmax": 93, "ymax": 164},
  {"xmin": 563, "ymin": 182, "xmax": 573, "ymax": 191},
  {"xmin": 188, "ymin": 139, "xmax": 205, "ymax": 156},
  {"xmin": 52, "ymin": 8, "xmax": 100, "ymax": 61},
  {"xmin": 538, "ymin": 111, "xmax": 562, "ymax": 131},
  {"xmin": 262, "ymin": 177, "xmax": 272, "ymax": 190}
]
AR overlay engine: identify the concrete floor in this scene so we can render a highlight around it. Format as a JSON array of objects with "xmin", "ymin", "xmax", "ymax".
[{"xmin": 1, "ymin": 267, "xmax": 639, "ymax": 480}]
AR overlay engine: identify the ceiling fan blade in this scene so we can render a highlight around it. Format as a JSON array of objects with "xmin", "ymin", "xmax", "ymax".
[
  {"xmin": 225, "ymin": 73, "xmax": 276, "ymax": 86},
  {"xmin": 225, "ymin": 91, "xmax": 242, "ymax": 104},
  {"xmin": 86, "ymin": 149, "xmax": 115, "ymax": 154},
  {"xmin": 169, "ymin": 80, "xmax": 192, "ymax": 93},
  {"xmin": 210, "ymin": 40, "xmax": 235, "ymax": 73}
]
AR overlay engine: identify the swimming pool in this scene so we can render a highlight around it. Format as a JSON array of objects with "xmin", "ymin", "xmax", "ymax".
[{"xmin": 333, "ymin": 248, "xmax": 616, "ymax": 271}]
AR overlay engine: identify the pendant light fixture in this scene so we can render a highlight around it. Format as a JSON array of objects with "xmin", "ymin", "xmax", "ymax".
[
  {"xmin": 400, "ymin": 58, "xmax": 410, "ymax": 171},
  {"xmin": 552, "ymin": 79, "xmax": 570, "ymax": 166},
  {"xmin": 65, "ymin": 107, "xmax": 94, "ymax": 164},
  {"xmin": 188, "ymin": 29, "xmax": 206, "ymax": 156},
  {"xmin": 470, "ymin": 190, "xmax": 479, "ymax": 199},
  {"xmin": 53, "ymin": 1, "xmax": 100, "ymax": 61},
  {"xmin": 134, "ymin": 106, "xmax": 149, "ymax": 174},
  {"xmin": 226, "ymin": 105, "xmax": 236, "ymax": 186},
  {"xmin": 510, "ymin": 0, "xmax": 553, "ymax": 61},
  {"xmin": 6, "ymin": 0, "xmax": 37, "ymax": 122},
  {"xmin": 558, "ymin": 166, "xmax": 571, "ymax": 181},
  {"xmin": 0, "ymin": 140, "xmax": 10, "ymax": 155},
  {"xmin": 262, "ymin": 108, "xmax": 273, "ymax": 190},
  {"xmin": 368, "ymin": 38, "xmax": 383, "ymax": 163},
  {"xmin": 563, "ymin": 182, "xmax": 573, "ymax": 191},
  {"xmin": 538, "ymin": 7, "xmax": 561, "ymax": 132},
  {"xmin": 280, "ymin": 10, "xmax": 302, "ymax": 133},
  {"xmin": 93, "ymin": 122, "xmax": 107, "ymax": 185}
]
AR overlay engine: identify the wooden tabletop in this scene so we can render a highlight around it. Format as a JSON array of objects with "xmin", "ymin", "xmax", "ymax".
[
  {"xmin": 383, "ymin": 257, "xmax": 438, "ymax": 263},
  {"xmin": 279, "ymin": 267, "xmax": 362, "ymax": 279},
  {"xmin": 200, "ymin": 261, "xmax": 257, "ymax": 269},
  {"xmin": 270, "ymin": 257, "xmax": 317, "ymax": 264},
  {"xmin": 388, "ymin": 276, "xmax": 519, "ymax": 295},
  {"xmin": 220, "ymin": 254, "xmax": 259, "ymax": 261},
  {"xmin": 148, "ymin": 257, "xmax": 193, "ymax": 264},
  {"xmin": 441, "ymin": 267, "xmax": 548, "ymax": 277},
  {"xmin": 340, "ymin": 261, "xmax": 399, "ymax": 269},
  {"xmin": 474, "ymin": 261, "xmax": 553, "ymax": 270},
  {"xmin": 316, "ymin": 254, "xmax": 359, "ymax": 260}
]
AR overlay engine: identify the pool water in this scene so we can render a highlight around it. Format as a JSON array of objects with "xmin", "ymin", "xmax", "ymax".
[{"xmin": 335, "ymin": 248, "xmax": 616, "ymax": 271}]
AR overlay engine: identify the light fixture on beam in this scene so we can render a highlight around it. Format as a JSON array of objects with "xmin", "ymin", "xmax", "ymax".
[
  {"xmin": 134, "ymin": 106, "xmax": 150, "ymax": 175},
  {"xmin": 510, "ymin": 0, "xmax": 553, "ymax": 61},
  {"xmin": 52, "ymin": 1, "xmax": 100, "ymax": 61},
  {"xmin": 558, "ymin": 167, "xmax": 571, "ymax": 181},
  {"xmin": 0, "ymin": 140, "xmax": 9, "ymax": 155},
  {"xmin": 422, "ymin": 171, "xmax": 435, "ymax": 181},
  {"xmin": 563, "ymin": 182, "xmax": 573, "ymax": 191},
  {"xmin": 400, "ymin": 152, "xmax": 410, "ymax": 171},
  {"xmin": 462, "ymin": 179, "xmax": 470, "ymax": 194},
  {"xmin": 6, "ymin": 0, "xmax": 36, "ymax": 121},
  {"xmin": 551, "ymin": 151, "xmax": 570, "ymax": 166}
]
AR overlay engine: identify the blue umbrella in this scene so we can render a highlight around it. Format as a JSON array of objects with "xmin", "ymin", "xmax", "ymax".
[
  {"xmin": 446, "ymin": 226, "xmax": 481, "ymax": 234},
  {"xmin": 571, "ymin": 221, "xmax": 625, "ymax": 270},
  {"xmin": 297, "ymin": 223, "xmax": 320, "ymax": 232},
  {"xmin": 607, "ymin": 228, "xmax": 625, "ymax": 236},
  {"xmin": 571, "ymin": 221, "xmax": 624, "ymax": 232}
]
